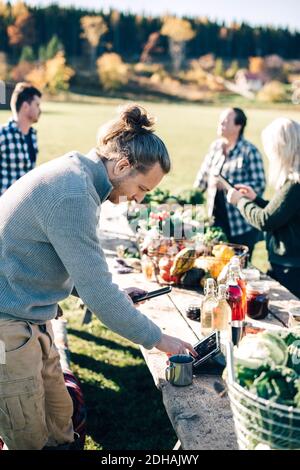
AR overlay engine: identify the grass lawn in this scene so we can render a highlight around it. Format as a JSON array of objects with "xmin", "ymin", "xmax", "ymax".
[{"xmin": 1, "ymin": 97, "xmax": 299, "ymax": 449}]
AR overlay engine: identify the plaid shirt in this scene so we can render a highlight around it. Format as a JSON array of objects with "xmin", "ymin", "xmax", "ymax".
[
  {"xmin": 0, "ymin": 118, "xmax": 38, "ymax": 195},
  {"xmin": 194, "ymin": 137, "xmax": 266, "ymax": 237}
]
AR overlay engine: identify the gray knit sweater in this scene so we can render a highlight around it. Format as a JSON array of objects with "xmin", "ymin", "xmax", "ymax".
[{"xmin": 0, "ymin": 149, "xmax": 162, "ymax": 349}]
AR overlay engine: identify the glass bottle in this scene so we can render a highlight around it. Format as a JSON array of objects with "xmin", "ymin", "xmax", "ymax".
[
  {"xmin": 212, "ymin": 284, "xmax": 232, "ymax": 343},
  {"xmin": 141, "ymin": 254, "xmax": 154, "ymax": 281},
  {"xmin": 201, "ymin": 278, "xmax": 217, "ymax": 337},
  {"xmin": 226, "ymin": 266, "xmax": 244, "ymax": 345},
  {"xmin": 230, "ymin": 256, "xmax": 247, "ymax": 318}
]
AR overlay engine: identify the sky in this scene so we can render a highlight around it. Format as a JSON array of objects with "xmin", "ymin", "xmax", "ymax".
[{"xmin": 22, "ymin": 0, "xmax": 300, "ymax": 31}]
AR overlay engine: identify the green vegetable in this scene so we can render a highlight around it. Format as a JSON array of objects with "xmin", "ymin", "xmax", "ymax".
[
  {"xmin": 142, "ymin": 188, "xmax": 204, "ymax": 206},
  {"xmin": 230, "ymin": 330, "xmax": 300, "ymax": 449},
  {"xmin": 143, "ymin": 188, "xmax": 173, "ymax": 205},
  {"xmin": 294, "ymin": 380, "xmax": 300, "ymax": 408},
  {"xmin": 250, "ymin": 366, "xmax": 298, "ymax": 405},
  {"xmin": 176, "ymin": 189, "xmax": 204, "ymax": 206},
  {"xmin": 278, "ymin": 329, "xmax": 300, "ymax": 347},
  {"xmin": 234, "ymin": 332, "xmax": 288, "ymax": 370},
  {"xmin": 287, "ymin": 342, "xmax": 300, "ymax": 375},
  {"xmin": 202, "ymin": 226, "xmax": 227, "ymax": 245},
  {"xmin": 278, "ymin": 329, "xmax": 300, "ymax": 374},
  {"xmin": 235, "ymin": 364, "xmax": 268, "ymax": 388}
]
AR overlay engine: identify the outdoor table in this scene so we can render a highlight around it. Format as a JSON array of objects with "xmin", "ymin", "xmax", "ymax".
[{"xmin": 92, "ymin": 202, "xmax": 300, "ymax": 450}]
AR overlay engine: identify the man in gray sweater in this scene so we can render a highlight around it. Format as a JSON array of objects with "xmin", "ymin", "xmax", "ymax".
[{"xmin": 0, "ymin": 104, "xmax": 195, "ymax": 450}]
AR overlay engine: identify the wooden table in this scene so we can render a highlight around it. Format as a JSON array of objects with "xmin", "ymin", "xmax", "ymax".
[{"xmin": 95, "ymin": 202, "xmax": 300, "ymax": 450}]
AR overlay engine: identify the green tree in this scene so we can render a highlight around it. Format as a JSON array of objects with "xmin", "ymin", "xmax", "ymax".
[
  {"xmin": 214, "ymin": 58, "xmax": 224, "ymax": 77},
  {"xmin": 225, "ymin": 60, "xmax": 239, "ymax": 79},
  {"xmin": 20, "ymin": 45, "xmax": 35, "ymax": 62},
  {"xmin": 39, "ymin": 35, "xmax": 63, "ymax": 61}
]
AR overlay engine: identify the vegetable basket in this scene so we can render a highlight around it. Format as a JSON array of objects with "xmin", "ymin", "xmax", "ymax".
[
  {"xmin": 225, "ymin": 342, "xmax": 300, "ymax": 450},
  {"xmin": 139, "ymin": 237, "xmax": 249, "ymax": 286}
]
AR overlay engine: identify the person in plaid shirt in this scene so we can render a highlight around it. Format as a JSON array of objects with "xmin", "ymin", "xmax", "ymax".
[
  {"xmin": 194, "ymin": 107, "xmax": 266, "ymax": 258},
  {"xmin": 0, "ymin": 82, "xmax": 42, "ymax": 195}
]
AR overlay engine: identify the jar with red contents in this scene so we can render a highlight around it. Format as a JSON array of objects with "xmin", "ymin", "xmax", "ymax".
[{"xmin": 246, "ymin": 282, "xmax": 269, "ymax": 320}]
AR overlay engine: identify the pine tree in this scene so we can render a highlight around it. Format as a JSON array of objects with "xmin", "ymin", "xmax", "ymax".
[{"xmin": 20, "ymin": 45, "xmax": 35, "ymax": 62}]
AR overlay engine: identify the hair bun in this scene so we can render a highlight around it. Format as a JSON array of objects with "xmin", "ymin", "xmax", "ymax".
[{"xmin": 119, "ymin": 103, "xmax": 155, "ymax": 133}]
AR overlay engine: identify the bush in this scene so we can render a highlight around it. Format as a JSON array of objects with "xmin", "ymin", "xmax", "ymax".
[
  {"xmin": 214, "ymin": 58, "xmax": 225, "ymax": 78},
  {"xmin": 149, "ymin": 66, "xmax": 168, "ymax": 84},
  {"xmin": 225, "ymin": 60, "xmax": 239, "ymax": 79},
  {"xmin": 184, "ymin": 60, "xmax": 208, "ymax": 87},
  {"xmin": 134, "ymin": 62, "xmax": 162, "ymax": 77},
  {"xmin": 97, "ymin": 52, "xmax": 128, "ymax": 90},
  {"xmin": 44, "ymin": 51, "xmax": 74, "ymax": 93},
  {"xmin": 257, "ymin": 80, "xmax": 287, "ymax": 103},
  {"xmin": 25, "ymin": 51, "xmax": 74, "ymax": 94},
  {"xmin": 11, "ymin": 60, "xmax": 34, "ymax": 82}
]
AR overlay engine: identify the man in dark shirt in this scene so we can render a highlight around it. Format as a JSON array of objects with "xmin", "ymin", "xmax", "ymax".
[
  {"xmin": 194, "ymin": 107, "xmax": 266, "ymax": 258},
  {"xmin": 0, "ymin": 82, "xmax": 42, "ymax": 194},
  {"xmin": 24, "ymin": 130, "xmax": 37, "ymax": 166}
]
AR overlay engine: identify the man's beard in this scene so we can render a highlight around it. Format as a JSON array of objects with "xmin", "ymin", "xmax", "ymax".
[{"xmin": 109, "ymin": 175, "xmax": 127, "ymax": 204}]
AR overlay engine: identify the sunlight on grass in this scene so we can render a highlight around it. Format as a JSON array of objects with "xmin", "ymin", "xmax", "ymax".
[
  {"xmin": 71, "ymin": 366, "xmax": 121, "ymax": 392},
  {"xmin": 62, "ymin": 302, "xmax": 177, "ymax": 450}
]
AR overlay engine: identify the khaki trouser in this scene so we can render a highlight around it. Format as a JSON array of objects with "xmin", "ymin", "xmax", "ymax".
[{"xmin": 0, "ymin": 319, "xmax": 74, "ymax": 450}]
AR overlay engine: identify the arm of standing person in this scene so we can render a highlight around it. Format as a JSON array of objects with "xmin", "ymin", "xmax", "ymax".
[
  {"xmin": 234, "ymin": 183, "xmax": 269, "ymax": 208},
  {"xmin": 227, "ymin": 181, "xmax": 300, "ymax": 231},
  {"xmin": 241, "ymin": 146, "xmax": 266, "ymax": 196},
  {"xmin": 46, "ymin": 193, "xmax": 196, "ymax": 355}
]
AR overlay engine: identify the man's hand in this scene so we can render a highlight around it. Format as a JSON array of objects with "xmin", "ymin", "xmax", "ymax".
[
  {"xmin": 124, "ymin": 287, "xmax": 147, "ymax": 305},
  {"xmin": 227, "ymin": 187, "xmax": 243, "ymax": 205},
  {"xmin": 213, "ymin": 175, "xmax": 224, "ymax": 191},
  {"xmin": 155, "ymin": 333, "xmax": 197, "ymax": 357},
  {"xmin": 234, "ymin": 184, "xmax": 257, "ymax": 201}
]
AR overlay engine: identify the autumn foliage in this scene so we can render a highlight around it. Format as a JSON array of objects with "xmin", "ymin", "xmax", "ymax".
[
  {"xmin": 7, "ymin": 1, "xmax": 35, "ymax": 47},
  {"xmin": 96, "ymin": 52, "xmax": 128, "ymax": 90},
  {"xmin": 26, "ymin": 52, "xmax": 75, "ymax": 93}
]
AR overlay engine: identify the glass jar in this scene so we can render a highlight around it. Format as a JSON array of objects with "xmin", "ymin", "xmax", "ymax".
[
  {"xmin": 242, "ymin": 267, "xmax": 260, "ymax": 282},
  {"xmin": 186, "ymin": 304, "xmax": 201, "ymax": 321},
  {"xmin": 246, "ymin": 281, "xmax": 269, "ymax": 320}
]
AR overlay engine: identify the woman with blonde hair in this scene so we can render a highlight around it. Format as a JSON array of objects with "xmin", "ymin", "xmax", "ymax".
[{"xmin": 227, "ymin": 117, "xmax": 300, "ymax": 297}]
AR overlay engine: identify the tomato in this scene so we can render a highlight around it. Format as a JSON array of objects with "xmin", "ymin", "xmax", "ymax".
[
  {"xmin": 160, "ymin": 270, "xmax": 171, "ymax": 282},
  {"xmin": 160, "ymin": 270, "xmax": 180, "ymax": 284},
  {"xmin": 158, "ymin": 257, "xmax": 173, "ymax": 272}
]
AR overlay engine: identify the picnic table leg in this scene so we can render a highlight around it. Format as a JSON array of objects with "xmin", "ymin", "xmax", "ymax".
[
  {"xmin": 173, "ymin": 440, "xmax": 182, "ymax": 450},
  {"xmin": 82, "ymin": 307, "xmax": 93, "ymax": 325}
]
